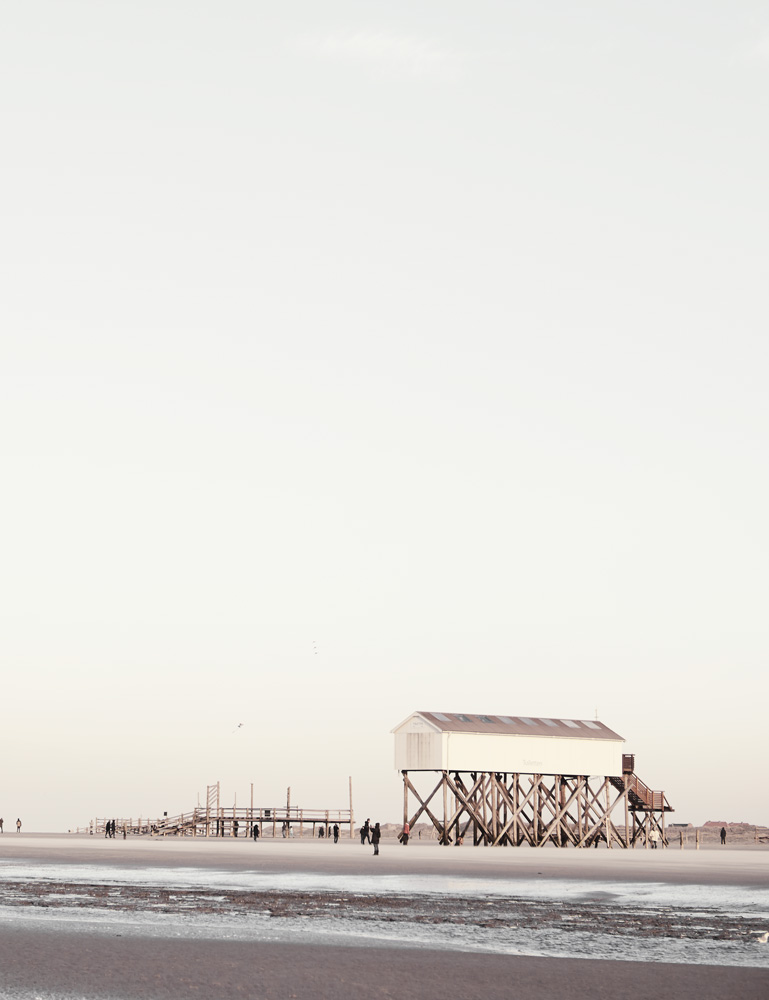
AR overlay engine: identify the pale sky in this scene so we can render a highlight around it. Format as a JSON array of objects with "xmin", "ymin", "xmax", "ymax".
[{"xmin": 2, "ymin": 2, "xmax": 768, "ymax": 832}]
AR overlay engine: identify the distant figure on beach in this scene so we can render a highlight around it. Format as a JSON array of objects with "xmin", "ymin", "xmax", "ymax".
[
  {"xmin": 333, "ymin": 823, "xmax": 339, "ymax": 843},
  {"xmin": 252, "ymin": 823, "xmax": 260, "ymax": 840},
  {"xmin": 233, "ymin": 820, "xmax": 239, "ymax": 838},
  {"xmin": 362, "ymin": 819, "xmax": 371, "ymax": 844},
  {"xmin": 0, "ymin": 818, "xmax": 3, "ymax": 833},
  {"xmin": 650, "ymin": 828, "xmax": 659, "ymax": 849},
  {"xmin": 720, "ymin": 827, "xmax": 727, "ymax": 845},
  {"xmin": 372, "ymin": 822, "xmax": 381, "ymax": 856},
  {"xmin": 16, "ymin": 818, "xmax": 21, "ymax": 833},
  {"xmin": 401, "ymin": 821, "xmax": 409, "ymax": 846}
]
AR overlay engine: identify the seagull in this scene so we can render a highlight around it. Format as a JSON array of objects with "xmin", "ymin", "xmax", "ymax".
[
  {"xmin": 753, "ymin": 931, "xmax": 769, "ymax": 944},
  {"xmin": 232, "ymin": 723, "xmax": 244, "ymax": 734}
]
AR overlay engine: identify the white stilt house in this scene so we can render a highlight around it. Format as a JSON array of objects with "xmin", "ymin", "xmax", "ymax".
[
  {"xmin": 393, "ymin": 711, "xmax": 673, "ymax": 848},
  {"xmin": 394, "ymin": 711, "xmax": 625, "ymax": 776}
]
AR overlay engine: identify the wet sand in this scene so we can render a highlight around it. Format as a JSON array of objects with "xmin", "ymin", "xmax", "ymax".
[
  {"xmin": 4, "ymin": 832, "xmax": 768, "ymax": 885},
  {"xmin": 0, "ymin": 836, "xmax": 767, "ymax": 999}
]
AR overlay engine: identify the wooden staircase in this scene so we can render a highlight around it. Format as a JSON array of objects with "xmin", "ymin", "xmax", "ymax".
[{"xmin": 609, "ymin": 771, "xmax": 673, "ymax": 812}]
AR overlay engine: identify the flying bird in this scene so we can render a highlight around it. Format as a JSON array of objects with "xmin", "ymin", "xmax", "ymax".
[{"xmin": 232, "ymin": 723, "xmax": 244, "ymax": 733}]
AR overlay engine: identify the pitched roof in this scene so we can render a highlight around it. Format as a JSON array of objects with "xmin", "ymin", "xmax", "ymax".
[{"xmin": 413, "ymin": 711, "xmax": 623, "ymax": 741}]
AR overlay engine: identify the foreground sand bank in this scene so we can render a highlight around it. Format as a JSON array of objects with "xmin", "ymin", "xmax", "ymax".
[
  {"xmin": 2, "ymin": 834, "xmax": 768, "ymax": 887},
  {"xmin": 0, "ymin": 931, "xmax": 767, "ymax": 1000}
]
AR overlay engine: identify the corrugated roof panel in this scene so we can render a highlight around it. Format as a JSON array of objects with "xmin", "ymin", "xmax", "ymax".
[{"xmin": 419, "ymin": 712, "xmax": 623, "ymax": 741}]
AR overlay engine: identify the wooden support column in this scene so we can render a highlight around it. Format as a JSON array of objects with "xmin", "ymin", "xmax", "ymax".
[
  {"xmin": 513, "ymin": 775, "xmax": 519, "ymax": 845},
  {"xmin": 443, "ymin": 772, "xmax": 449, "ymax": 845},
  {"xmin": 624, "ymin": 775, "xmax": 630, "ymax": 848},
  {"xmin": 403, "ymin": 770, "xmax": 409, "ymax": 831}
]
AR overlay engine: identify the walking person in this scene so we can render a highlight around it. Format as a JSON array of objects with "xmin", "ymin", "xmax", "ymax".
[
  {"xmin": 720, "ymin": 826, "xmax": 727, "ymax": 845},
  {"xmin": 333, "ymin": 823, "xmax": 339, "ymax": 843},
  {"xmin": 16, "ymin": 818, "xmax": 21, "ymax": 834},
  {"xmin": 400, "ymin": 821, "xmax": 409, "ymax": 846},
  {"xmin": 0, "ymin": 818, "xmax": 3, "ymax": 833},
  {"xmin": 372, "ymin": 822, "xmax": 381, "ymax": 856},
  {"xmin": 252, "ymin": 822, "xmax": 260, "ymax": 841}
]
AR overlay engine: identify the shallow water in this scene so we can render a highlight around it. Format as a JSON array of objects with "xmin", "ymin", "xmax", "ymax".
[{"xmin": 1, "ymin": 859, "xmax": 768, "ymax": 917}]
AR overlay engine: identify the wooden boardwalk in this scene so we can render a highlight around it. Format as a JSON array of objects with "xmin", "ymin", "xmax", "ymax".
[{"xmin": 88, "ymin": 781, "xmax": 355, "ymax": 839}]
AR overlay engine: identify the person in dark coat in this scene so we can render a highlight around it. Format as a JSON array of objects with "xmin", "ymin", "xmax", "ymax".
[
  {"xmin": 372, "ymin": 822, "xmax": 381, "ymax": 856},
  {"xmin": 333, "ymin": 823, "xmax": 339, "ymax": 843},
  {"xmin": 720, "ymin": 826, "xmax": 727, "ymax": 845}
]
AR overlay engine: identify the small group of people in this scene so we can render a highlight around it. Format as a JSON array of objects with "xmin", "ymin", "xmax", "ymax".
[
  {"xmin": 104, "ymin": 819, "xmax": 121, "ymax": 838},
  {"xmin": 0, "ymin": 818, "xmax": 21, "ymax": 834},
  {"xmin": 359, "ymin": 818, "xmax": 382, "ymax": 854}
]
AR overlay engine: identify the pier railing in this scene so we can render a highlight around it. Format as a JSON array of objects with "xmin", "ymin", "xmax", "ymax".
[{"xmin": 90, "ymin": 805, "xmax": 354, "ymax": 839}]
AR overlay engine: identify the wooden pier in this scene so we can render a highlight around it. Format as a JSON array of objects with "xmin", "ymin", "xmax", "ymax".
[{"xmin": 89, "ymin": 780, "xmax": 355, "ymax": 839}]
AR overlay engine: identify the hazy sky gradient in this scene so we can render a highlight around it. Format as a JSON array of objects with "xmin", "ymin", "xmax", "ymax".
[{"xmin": 2, "ymin": 1, "xmax": 768, "ymax": 829}]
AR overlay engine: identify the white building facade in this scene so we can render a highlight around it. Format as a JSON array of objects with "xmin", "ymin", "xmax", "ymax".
[{"xmin": 393, "ymin": 711, "xmax": 625, "ymax": 778}]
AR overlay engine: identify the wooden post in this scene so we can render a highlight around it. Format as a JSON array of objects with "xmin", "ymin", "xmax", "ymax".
[
  {"xmin": 443, "ymin": 772, "xmax": 448, "ymax": 845},
  {"xmin": 513, "ymin": 774, "xmax": 519, "ymax": 845},
  {"xmin": 624, "ymin": 775, "xmax": 630, "ymax": 848}
]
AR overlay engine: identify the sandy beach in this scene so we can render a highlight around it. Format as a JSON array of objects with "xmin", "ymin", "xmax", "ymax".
[{"xmin": 0, "ymin": 835, "xmax": 767, "ymax": 999}]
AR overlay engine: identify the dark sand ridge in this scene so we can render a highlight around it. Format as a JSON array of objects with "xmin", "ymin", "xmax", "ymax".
[
  {"xmin": 1, "ymin": 836, "xmax": 768, "ymax": 999},
  {"xmin": 0, "ymin": 933, "xmax": 767, "ymax": 1000}
]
